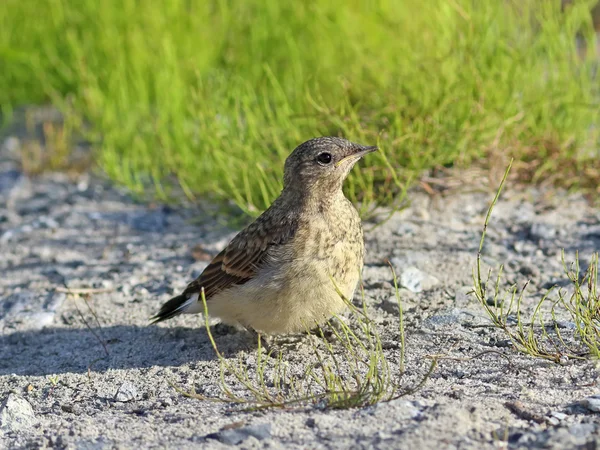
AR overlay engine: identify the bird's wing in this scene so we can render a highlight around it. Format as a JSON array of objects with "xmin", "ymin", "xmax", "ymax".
[{"xmin": 182, "ymin": 213, "xmax": 299, "ymax": 300}]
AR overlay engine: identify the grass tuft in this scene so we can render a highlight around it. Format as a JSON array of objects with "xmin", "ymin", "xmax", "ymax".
[
  {"xmin": 170, "ymin": 269, "xmax": 435, "ymax": 410},
  {"xmin": 473, "ymin": 161, "xmax": 600, "ymax": 362}
]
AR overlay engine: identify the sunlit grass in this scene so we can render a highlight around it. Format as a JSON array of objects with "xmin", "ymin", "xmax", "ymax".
[
  {"xmin": 473, "ymin": 161, "xmax": 600, "ymax": 362},
  {"xmin": 1, "ymin": 0, "xmax": 599, "ymax": 213}
]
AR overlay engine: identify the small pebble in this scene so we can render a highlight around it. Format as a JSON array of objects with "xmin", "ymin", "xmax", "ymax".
[
  {"xmin": 399, "ymin": 266, "xmax": 440, "ymax": 293},
  {"xmin": 580, "ymin": 395, "xmax": 600, "ymax": 412},
  {"xmin": 115, "ymin": 382, "xmax": 138, "ymax": 402},
  {"xmin": 206, "ymin": 423, "xmax": 272, "ymax": 445},
  {"xmin": 529, "ymin": 223, "xmax": 557, "ymax": 241},
  {"xmin": 519, "ymin": 263, "xmax": 540, "ymax": 278},
  {"xmin": 550, "ymin": 411, "xmax": 567, "ymax": 421}
]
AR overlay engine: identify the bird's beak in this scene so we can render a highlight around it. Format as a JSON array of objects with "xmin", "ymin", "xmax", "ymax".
[{"xmin": 335, "ymin": 145, "xmax": 378, "ymax": 167}]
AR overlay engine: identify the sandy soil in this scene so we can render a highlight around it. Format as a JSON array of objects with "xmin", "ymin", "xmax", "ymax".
[{"xmin": 1, "ymin": 128, "xmax": 600, "ymax": 449}]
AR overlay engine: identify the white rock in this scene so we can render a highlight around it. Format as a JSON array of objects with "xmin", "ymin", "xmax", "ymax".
[
  {"xmin": 400, "ymin": 266, "xmax": 440, "ymax": 293},
  {"xmin": 0, "ymin": 394, "xmax": 37, "ymax": 432},
  {"xmin": 580, "ymin": 395, "xmax": 600, "ymax": 412},
  {"xmin": 115, "ymin": 382, "xmax": 138, "ymax": 402},
  {"xmin": 2, "ymin": 136, "xmax": 21, "ymax": 153}
]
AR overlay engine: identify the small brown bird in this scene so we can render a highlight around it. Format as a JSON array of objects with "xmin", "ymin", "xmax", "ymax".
[{"xmin": 150, "ymin": 137, "xmax": 377, "ymax": 334}]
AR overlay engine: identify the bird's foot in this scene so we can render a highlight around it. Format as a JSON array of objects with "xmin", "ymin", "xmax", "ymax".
[
  {"xmin": 246, "ymin": 328, "xmax": 273, "ymax": 354},
  {"xmin": 305, "ymin": 316, "xmax": 348, "ymax": 343},
  {"xmin": 212, "ymin": 322, "xmax": 240, "ymax": 336}
]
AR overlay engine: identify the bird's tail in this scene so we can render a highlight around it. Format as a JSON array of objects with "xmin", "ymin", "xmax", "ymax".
[{"xmin": 150, "ymin": 294, "xmax": 196, "ymax": 324}]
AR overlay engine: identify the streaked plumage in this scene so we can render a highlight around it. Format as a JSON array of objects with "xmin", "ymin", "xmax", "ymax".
[{"xmin": 150, "ymin": 137, "xmax": 376, "ymax": 334}]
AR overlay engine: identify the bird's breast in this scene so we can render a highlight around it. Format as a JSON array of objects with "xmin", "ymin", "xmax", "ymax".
[{"xmin": 290, "ymin": 202, "xmax": 364, "ymax": 294}]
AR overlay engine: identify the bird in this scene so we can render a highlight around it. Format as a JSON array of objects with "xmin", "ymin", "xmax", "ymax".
[{"xmin": 150, "ymin": 137, "xmax": 377, "ymax": 335}]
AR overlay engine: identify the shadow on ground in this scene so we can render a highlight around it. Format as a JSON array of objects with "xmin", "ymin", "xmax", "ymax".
[{"xmin": 0, "ymin": 324, "xmax": 224, "ymax": 376}]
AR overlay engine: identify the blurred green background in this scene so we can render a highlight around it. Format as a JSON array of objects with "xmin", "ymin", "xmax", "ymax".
[{"xmin": 1, "ymin": 0, "xmax": 599, "ymax": 214}]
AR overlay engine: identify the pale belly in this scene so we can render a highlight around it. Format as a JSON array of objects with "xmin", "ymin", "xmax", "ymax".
[{"xmin": 206, "ymin": 236, "xmax": 364, "ymax": 334}]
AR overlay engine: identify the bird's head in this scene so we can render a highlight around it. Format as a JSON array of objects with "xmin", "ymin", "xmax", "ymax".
[{"xmin": 282, "ymin": 137, "xmax": 377, "ymax": 194}]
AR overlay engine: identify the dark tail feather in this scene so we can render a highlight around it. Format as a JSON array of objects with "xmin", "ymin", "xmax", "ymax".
[{"xmin": 150, "ymin": 294, "xmax": 189, "ymax": 324}]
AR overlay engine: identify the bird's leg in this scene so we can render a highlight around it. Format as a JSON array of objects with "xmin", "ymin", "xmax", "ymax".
[
  {"xmin": 327, "ymin": 315, "xmax": 348, "ymax": 334},
  {"xmin": 246, "ymin": 327, "xmax": 272, "ymax": 354},
  {"xmin": 307, "ymin": 316, "xmax": 348, "ymax": 343},
  {"xmin": 279, "ymin": 331, "xmax": 310, "ymax": 344}
]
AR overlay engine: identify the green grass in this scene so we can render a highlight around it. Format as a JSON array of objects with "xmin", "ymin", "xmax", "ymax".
[
  {"xmin": 1, "ymin": 0, "xmax": 599, "ymax": 213},
  {"xmin": 473, "ymin": 161, "xmax": 600, "ymax": 362},
  {"xmin": 170, "ymin": 271, "xmax": 436, "ymax": 410}
]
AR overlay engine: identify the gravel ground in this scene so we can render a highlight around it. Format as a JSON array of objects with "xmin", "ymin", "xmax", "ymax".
[{"xmin": 2, "ymin": 127, "xmax": 600, "ymax": 449}]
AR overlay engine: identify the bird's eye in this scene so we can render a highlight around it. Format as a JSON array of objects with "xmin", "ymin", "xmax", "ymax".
[{"xmin": 316, "ymin": 152, "xmax": 333, "ymax": 165}]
